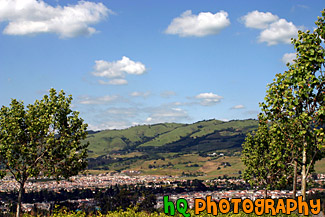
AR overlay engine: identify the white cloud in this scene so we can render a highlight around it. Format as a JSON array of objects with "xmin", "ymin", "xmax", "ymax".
[
  {"xmin": 165, "ymin": 10, "xmax": 230, "ymax": 37},
  {"xmin": 241, "ymin": 11, "xmax": 279, "ymax": 29},
  {"xmin": 93, "ymin": 60, "xmax": 125, "ymax": 78},
  {"xmin": 145, "ymin": 107, "xmax": 189, "ymax": 124},
  {"xmin": 195, "ymin": 92, "xmax": 223, "ymax": 106},
  {"xmin": 130, "ymin": 91, "xmax": 151, "ymax": 98},
  {"xmin": 91, "ymin": 56, "xmax": 147, "ymax": 85},
  {"xmin": 88, "ymin": 121, "xmax": 131, "ymax": 131},
  {"xmin": 231, "ymin": 104, "xmax": 245, "ymax": 109},
  {"xmin": 0, "ymin": 0, "xmax": 110, "ymax": 38},
  {"xmin": 259, "ymin": 19, "xmax": 299, "ymax": 45},
  {"xmin": 241, "ymin": 11, "xmax": 300, "ymax": 46},
  {"xmin": 106, "ymin": 107, "xmax": 137, "ymax": 117},
  {"xmin": 85, "ymin": 106, "xmax": 141, "ymax": 130},
  {"xmin": 282, "ymin": 52, "xmax": 296, "ymax": 65},
  {"xmin": 86, "ymin": 103, "xmax": 190, "ymax": 130},
  {"xmin": 78, "ymin": 95, "xmax": 119, "ymax": 105}
]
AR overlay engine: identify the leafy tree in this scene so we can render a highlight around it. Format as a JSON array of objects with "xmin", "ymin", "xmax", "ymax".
[
  {"xmin": 242, "ymin": 117, "xmax": 294, "ymax": 198},
  {"xmin": 259, "ymin": 10, "xmax": 325, "ymax": 200},
  {"xmin": 270, "ymin": 117, "xmax": 304, "ymax": 199},
  {"xmin": 0, "ymin": 88, "xmax": 89, "ymax": 217}
]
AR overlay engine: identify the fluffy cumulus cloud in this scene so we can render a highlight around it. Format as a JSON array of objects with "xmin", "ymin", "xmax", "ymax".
[
  {"xmin": 241, "ymin": 10, "xmax": 300, "ymax": 46},
  {"xmin": 0, "ymin": 0, "xmax": 110, "ymax": 38},
  {"xmin": 231, "ymin": 104, "xmax": 245, "ymax": 109},
  {"xmin": 241, "ymin": 10, "xmax": 279, "ymax": 29},
  {"xmin": 282, "ymin": 53, "xmax": 296, "ymax": 65},
  {"xmin": 165, "ymin": 10, "xmax": 230, "ymax": 37},
  {"xmin": 195, "ymin": 92, "xmax": 223, "ymax": 106},
  {"xmin": 91, "ymin": 56, "xmax": 147, "ymax": 85},
  {"xmin": 259, "ymin": 19, "xmax": 299, "ymax": 45}
]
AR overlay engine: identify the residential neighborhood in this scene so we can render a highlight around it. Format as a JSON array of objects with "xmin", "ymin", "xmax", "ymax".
[{"xmin": 0, "ymin": 172, "xmax": 324, "ymax": 213}]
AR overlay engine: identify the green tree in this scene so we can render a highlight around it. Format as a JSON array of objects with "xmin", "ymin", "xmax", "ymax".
[
  {"xmin": 270, "ymin": 117, "xmax": 303, "ymax": 199},
  {"xmin": 0, "ymin": 88, "xmax": 89, "ymax": 217},
  {"xmin": 242, "ymin": 117, "xmax": 293, "ymax": 198},
  {"xmin": 259, "ymin": 10, "xmax": 325, "ymax": 200}
]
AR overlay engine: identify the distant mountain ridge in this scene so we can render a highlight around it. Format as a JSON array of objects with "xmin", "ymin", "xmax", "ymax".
[
  {"xmin": 86, "ymin": 119, "xmax": 258, "ymax": 157},
  {"xmin": 83, "ymin": 119, "xmax": 325, "ymax": 177}
]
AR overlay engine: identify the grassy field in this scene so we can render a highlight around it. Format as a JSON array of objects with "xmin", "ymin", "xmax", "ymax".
[{"xmin": 87, "ymin": 151, "xmax": 325, "ymax": 179}]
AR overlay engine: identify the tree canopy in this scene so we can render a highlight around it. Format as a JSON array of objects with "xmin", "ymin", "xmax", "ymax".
[
  {"xmin": 242, "ymin": 116, "xmax": 294, "ymax": 197},
  {"xmin": 243, "ymin": 9, "xmax": 325, "ymax": 200},
  {"xmin": 0, "ymin": 88, "xmax": 89, "ymax": 216}
]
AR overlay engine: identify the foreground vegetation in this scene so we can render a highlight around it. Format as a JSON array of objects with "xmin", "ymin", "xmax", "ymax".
[
  {"xmin": 242, "ymin": 9, "xmax": 325, "ymax": 201},
  {"xmin": 21, "ymin": 208, "xmax": 302, "ymax": 217},
  {"xmin": 0, "ymin": 89, "xmax": 89, "ymax": 217}
]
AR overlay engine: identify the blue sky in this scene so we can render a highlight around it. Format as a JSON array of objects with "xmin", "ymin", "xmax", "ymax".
[{"xmin": 0, "ymin": 0, "xmax": 324, "ymax": 130}]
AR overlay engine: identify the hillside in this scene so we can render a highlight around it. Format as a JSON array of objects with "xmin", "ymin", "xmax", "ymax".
[
  {"xmin": 86, "ymin": 119, "xmax": 258, "ymax": 157},
  {"xmin": 84, "ymin": 118, "xmax": 325, "ymax": 178},
  {"xmin": 84, "ymin": 119, "xmax": 260, "ymax": 178}
]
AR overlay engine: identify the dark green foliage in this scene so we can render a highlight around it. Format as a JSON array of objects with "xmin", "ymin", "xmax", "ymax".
[
  {"xmin": 0, "ymin": 88, "xmax": 89, "ymax": 216},
  {"xmin": 242, "ymin": 118, "xmax": 294, "ymax": 194},
  {"xmin": 243, "ymin": 9, "xmax": 325, "ymax": 200}
]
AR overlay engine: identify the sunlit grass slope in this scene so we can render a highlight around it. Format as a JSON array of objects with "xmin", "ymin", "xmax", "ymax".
[{"xmin": 86, "ymin": 119, "xmax": 258, "ymax": 157}]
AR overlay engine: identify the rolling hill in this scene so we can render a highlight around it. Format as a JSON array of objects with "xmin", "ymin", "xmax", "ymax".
[
  {"xmin": 86, "ymin": 119, "xmax": 258, "ymax": 157},
  {"xmin": 84, "ymin": 119, "xmax": 260, "ymax": 178},
  {"xmin": 84, "ymin": 119, "xmax": 325, "ymax": 178}
]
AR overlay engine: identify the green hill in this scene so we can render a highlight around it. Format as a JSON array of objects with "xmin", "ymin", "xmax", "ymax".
[
  {"xmin": 84, "ymin": 119, "xmax": 261, "ymax": 178},
  {"xmin": 86, "ymin": 119, "xmax": 258, "ymax": 157},
  {"xmin": 85, "ymin": 122, "xmax": 184, "ymax": 157},
  {"xmin": 84, "ymin": 118, "xmax": 325, "ymax": 178}
]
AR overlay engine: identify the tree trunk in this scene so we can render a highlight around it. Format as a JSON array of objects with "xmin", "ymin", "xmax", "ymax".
[
  {"xmin": 293, "ymin": 160, "xmax": 297, "ymax": 199},
  {"xmin": 16, "ymin": 182, "xmax": 25, "ymax": 217},
  {"xmin": 301, "ymin": 142, "xmax": 307, "ymax": 201},
  {"xmin": 264, "ymin": 188, "xmax": 268, "ymax": 198}
]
